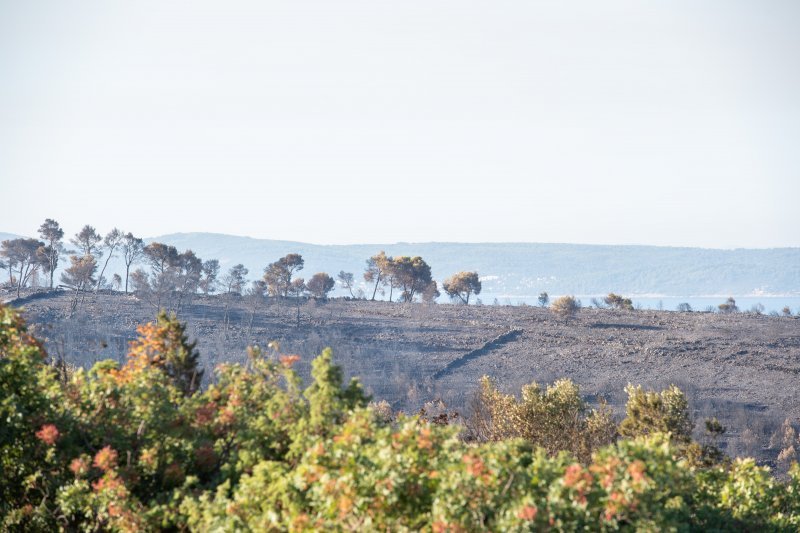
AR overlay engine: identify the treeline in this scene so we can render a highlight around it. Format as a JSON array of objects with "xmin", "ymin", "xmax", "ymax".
[
  {"xmin": 0, "ymin": 221, "xmax": 146, "ymax": 308},
  {"xmin": 2, "ymin": 304, "xmax": 800, "ymax": 530},
  {"xmin": 3, "ymin": 219, "xmax": 796, "ymax": 318},
  {"xmin": 0, "ymin": 219, "xmax": 484, "ymax": 309}
]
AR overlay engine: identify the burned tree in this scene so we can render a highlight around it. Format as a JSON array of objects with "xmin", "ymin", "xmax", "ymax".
[
  {"xmin": 1, "ymin": 238, "xmax": 46, "ymax": 297},
  {"xmin": 200, "ymin": 259, "xmax": 220, "ymax": 295},
  {"xmin": 307, "ymin": 272, "xmax": 335, "ymax": 299},
  {"xmin": 263, "ymin": 253, "xmax": 304, "ymax": 297},
  {"xmin": 390, "ymin": 255, "xmax": 434, "ymax": 303},
  {"xmin": 142, "ymin": 242, "xmax": 180, "ymax": 308},
  {"xmin": 120, "ymin": 233, "xmax": 145, "ymax": 293},
  {"xmin": 37, "ymin": 218, "xmax": 65, "ymax": 289},
  {"xmin": 60, "ymin": 254, "xmax": 98, "ymax": 311},
  {"xmin": 223, "ymin": 264, "xmax": 249, "ymax": 295},
  {"xmin": 337, "ymin": 271, "xmax": 357, "ymax": 298},
  {"xmin": 70, "ymin": 225, "xmax": 103, "ymax": 258},
  {"xmin": 95, "ymin": 228, "xmax": 124, "ymax": 292},
  {"xmin": 364, "ymin": 251, "xmax": 391, "ymax": 301}
]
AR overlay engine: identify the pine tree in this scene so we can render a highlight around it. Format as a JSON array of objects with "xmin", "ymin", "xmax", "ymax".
[
  {"xmin": 158, "ymin": 311, "xmax": 203, "ymax": 395},
  {"xmin": 129, "ymin": 311, "xmax": 204, "ymax": 395}
]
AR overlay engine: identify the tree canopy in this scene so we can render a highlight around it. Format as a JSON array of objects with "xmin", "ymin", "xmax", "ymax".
[
  {"xmin": 443, "ymin": 271, "xmax": 482, "ymax": 304},
  {"xmin": 264, "ymin": 253, "xmax": 305, "ymax": 297}
]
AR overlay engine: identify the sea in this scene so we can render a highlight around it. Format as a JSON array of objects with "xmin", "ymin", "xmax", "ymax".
[{"xmin": 483, "ymin": 295, "xmax": 800, "ymax": 315}]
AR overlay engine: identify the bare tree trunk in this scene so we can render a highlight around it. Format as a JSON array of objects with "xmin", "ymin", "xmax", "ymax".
[
  {"xmin": 96, "ymin": 250, "xmax": 114, "ymax": 293},
  {"xmin": 70, "ymin": 288, "xmax": 79, "ymax": 312},
  {"xmin": 16, "ymin": 263, "xmax": 31, "ymax": 298},
  {"xmin": 247, "ymin": 302, "xmax": 257, "ymax": 337},
  {"xmin": 176, "ymin": 288, "xmax": 186, "ymax": 315},
  {"xmin": 222, "ymin": 297, "xmax": 230, "ymax": 338},
  {"xmin": 370, "ymin": 274, "xmax": 381, "ymax": 301},
  {"xmin": 124, "ymin": 263, "xmax": 130, "ymax": 293}
]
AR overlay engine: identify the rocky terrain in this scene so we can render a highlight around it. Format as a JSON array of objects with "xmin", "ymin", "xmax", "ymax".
[{"xmin": 9, "ymin": 289, "xmax": 800, "ymax": 466}]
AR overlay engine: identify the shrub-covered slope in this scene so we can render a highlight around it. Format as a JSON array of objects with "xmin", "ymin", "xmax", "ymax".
[{"xmin": 2, "ymin": 303, "xmax": 800, "ymax": 530}]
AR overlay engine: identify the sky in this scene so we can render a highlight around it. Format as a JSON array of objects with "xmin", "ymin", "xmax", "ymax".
[{"xmin": 1, "ymin": 1, "xmax": 799, "ymax": 248}]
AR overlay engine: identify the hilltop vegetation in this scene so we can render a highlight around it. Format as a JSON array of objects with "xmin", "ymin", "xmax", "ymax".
[
  {"xmin": 3, "ymin": 303, "xmax": 800, "ymax": 530},
  {"xmin": 2, "ymin": 219, "xmax": 476, "ymax": 310},
  {"xmin": 4, "ymin": 221, "xmax": 800, "ymax": 301}
]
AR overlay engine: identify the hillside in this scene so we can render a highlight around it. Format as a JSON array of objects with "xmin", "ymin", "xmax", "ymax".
[{"xmin": 13, "ymin": 289, "xmax": 800, "ymax": 466}]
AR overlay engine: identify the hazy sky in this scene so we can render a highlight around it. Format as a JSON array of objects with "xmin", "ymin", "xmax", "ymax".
[{"xmin": 1, "ymin": 1, "xmax": 798, "ymax": 248}]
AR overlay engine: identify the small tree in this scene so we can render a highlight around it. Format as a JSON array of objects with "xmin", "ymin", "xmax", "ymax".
[
  {"xmin": 782, "ymin": 306, "xmax": 793, "ymax": 317},
  {"xmin": 37, "ymin": 218, "xmax": 65, "ymax": 289},
  {"xmin": 70, "ymin": 225, "xmax": 103, "ymax": 257},
  {"xmin": 364, "ymin": 251, "xmax": 391, "ymax": 301},
  {"xmin": 223, "ymin": 264, "xmax": 249, "ymax": 295},
  {"xmin": 129, "ymin": 268, "xmax": 151, "ymax": 293},
  {"xmin": 551, "ymin": 295, "xmax": 580, "ymax": 323},
  {"xmin": 60, "ymin": 255, "xmax": 98, "ymax": 310},
  {"xmin": 442, "ymin": 271, "xmax": 481, "ymax": 305},
  {"xmin": 619, "ymin": 384, "xmax": 694, "ymax": 447},
  {"xmin": 288, "ymin": 277, "xmax": 307, "ymax": 298},
  {"xmin": 142, "ymin": 242, "xmax": 180, "ymax": 307},
  {"xmin": 128, "ymin": 311, "xmax": 204, "ymax": 396},
  {"xmin": 120, "ymin": 232, "xmax": 145, "ymax": 293},
  {"xmin": 421, "ymin": 280, "xmax": 441, "ymax": 303},
  {"xmin": 95, "ymin": 228, "xmax": 124, "ymax": 293},
  {"xmin": 176, "ymin": 250, "xmax": 203, "ymax": 293},
  {"xmin": 200, "ymin": 259, "xmax": 220, "ymax": 294},
  {"xmin": 390, "ymin": 256, "xmax": 434, "ymax": 302},
  {"xmin": 174, "ymin": 250, "xmax": 203, "ymax": 310},
  {"xmin": 718, "ymin": 297, "xmax": 738, "ymax": 314},
  {"xmin": 244, "ymin": 280, "xmax": 267, "ymax": 335},
  {"xmin": 337, "ymin": 271, "xmax": 356, "ymax": 298},
  {"xmin": 676, "ymin": 303, "xmax": 692, "ymax": 313},
  {"xmin": 1, "ymin": 238, "xmax": 46, "ymax": 298},
  {"xmin": 288, "ymin": 277, "xmax": 307, "ymax": 328},
  {"xmin": 307, "ymin": 273, "xmax": 335, "ymax": 299},
  {"xmin": 538, "ymin": 292, "xmax": 549, "ymax": 307},
  {"xmin": 264, "ymin": 254, "xmax": 304, "ymax": 297},
  {"xmin": 604, "ymin": 293, "xmax": 634, "ymax": 311}
]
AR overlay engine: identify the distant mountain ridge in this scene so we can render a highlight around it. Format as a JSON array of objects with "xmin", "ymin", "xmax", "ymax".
[
  {"xmin": 145, "ymin": 233, "xmax": 800, "ymax": 298},
  {"xmin": 3, "ymin": 231, "xmax": 799, "ymax": 298}
]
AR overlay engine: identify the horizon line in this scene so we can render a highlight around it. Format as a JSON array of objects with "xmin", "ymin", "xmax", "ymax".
[{"xmin": 3, "ymin": 228, "xmax": 800, "ymax": 252}]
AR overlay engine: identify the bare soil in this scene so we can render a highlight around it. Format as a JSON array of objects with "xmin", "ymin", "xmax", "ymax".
[{"xmin": 11, "ymin": 289, "xmax": 800, "ymax": 466}]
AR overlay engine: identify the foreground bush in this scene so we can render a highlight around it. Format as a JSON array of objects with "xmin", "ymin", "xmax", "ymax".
[
  {"xmin": 2, "ymin": 303, "xmax": 800, "ymax": 531},
  {"xmin": 469, "ymin": 376, "xmax": 616, "ymax": 462}
]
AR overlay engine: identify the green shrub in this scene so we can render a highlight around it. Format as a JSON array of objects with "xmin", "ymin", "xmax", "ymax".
[
  {"xmin": 604, "ymin": 293, "xmax": 634, "ymax": 311},
  {"xmin": 1, "ymin": 303, "xmax": 799, "ymax": 531},
  {"xmin": 472, "ymin": 376, "xmax": 616, "ymax": 462}
]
